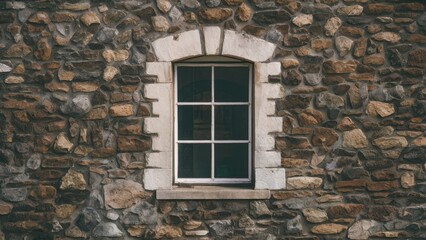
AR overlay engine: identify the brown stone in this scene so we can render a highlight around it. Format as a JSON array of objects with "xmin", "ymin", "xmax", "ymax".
[
  {"xmin": 59, "ymin": 2, "xmax": 91, "ymax": 11},
  {"xmin": 363, "ymin": 54, "xmax": 384, "ymax": 66},
  {"xmin": 117, "ymin": 136, "xmax": 150, "ymax": 152},
  {"xmin": 337, "ymin": 117, "xmax": 355, "ymax": 131},
  {"xmin": 5, "ymin": 43, "xmax": 32, "ymax": 58},
  {"xmin": 407, "ymin": 49, "xmax": 426, "ymax": 68},
  {"xmin": 302, "ymin": 208, "xmax": 328, "ymax": 223},
  {"xmin": 236, "ymin": 3, "xmax": 251, "ymax": 22},
  {"xmin": 367, "ymin": 205, "xmax": 398, "ymax": 221},
  {"xmin": 242, "ymin": 25, "xmax": 266, "ymax": 37},
  {"xmin": 311, "ymin": 38, "xmax": 332, "ymax": 51},
  {"xmin": 45, "ymin": 82, "xmax": 69, "ymax": 92},
  {"xmin": 311, "ymin": 223, "xmax": 347, "ymax": 234},
  {"xmin": 34, "ymin": 37, "xmax": 51, "ymax": 61},
  {"xmin": 323, "ymin": 60, "xmax": 357, "ymax": 73},
  {"xmin": 80, "ymin": 11, "xmax": 100, "ymax": 26},
  {"xmin": 102, "ymin": 50, "xmax": 129, "ymax": 62},
  {"xmin": 110, "ymin": 104, "xmax": 134, "ymax": 117},
  {"xmin": 397, "ymin": 3, "xmax": 425, "ymax": 11},
  {"xmin": 72, "ymin": 82, "xmax": 99, "ymax": 92},
  {"xmin": 401, "ymin": 172, "xmax": 415, "ymax": 188},
  {"xmin": 348, "ymin": 73, "xmax": 375, "ymax": 82},
  {"xmin": 28, "ymin": 11, "xmax": 50, "ymax": 24},
  {"xmin": 366, "ymin": 180, "xmax": 398, "ymax": 191},
  {"xmin": 287, "ymin": 177, "xmax": 322, "ymax": 190},
  {"xmin": 153, "ymin": 225, "xmax": 183, "ymax": 239},
  {"xmin": 340, "ymin": 26, "xmax": 364, "ymax": 38},
  {"xmin": 52, "ymin": 12, "xmax": 78, "ymax": 22},
  {"xmin": 371, "ymin": 32, "xmax": 401, "ymax": 43},
  {"xmin": 367, "ymin": 3, "xmax": 394, "ymax": 14},
  {"xmin": 3, "ymin": 221, "xmax": 46, "ymax": 232},
  {"xmin": 367, "ymin": 101, "xmax": 395, "ymax": 118},
  {"xmin": 0, "ymin": 201, "xmax": 13, "ymax": 215},
  {"xmin": 371, "ymin": 168, "xmax": 399, "ymax": 181},
  {"xmin": 60, "ymin": 169, "xmax": 87, "ymax": 190},
  {"xmin": 298, "ymin": 109, "xmax": 325, "ymax": 127},
  {"xmin": 127, "ymin": 225, "xmax": 147, "ymax": 237},
  {"xmin": 56, "ymin": 204, "xmax": 76, "ymax": 219},
  {"xmin": 29, "ymin": 185, "xmax": 56, "ymax": 200},
  {"xmin": 54, "ymin": 132, "xmax": 74, "ymax": 153},
  {"xmin": 58, "ymin": 68, "xmax": 74, "ymax": 81},
  {"xmin": 5, "ymin": 76, "xmax": 24, "ymax": 84},
  {"xmin": 199, "ymin": 8, "xmax": 233, "ymax": 23},
  {"xmin": 312, "ymin": 127, "xmax": 338, "ymax": 146},
  {"xmin": 152, "ymin": 16, "xmax": 169, "ymax": 32},
  {"xmin": 407, "ymin": 34, "xmax": 426, "ymax": 44},
  {"xmin": 85, "ymin": 106, "xmax": 108, "ymax": 120},
  {"xmin": 342, "ymin": 129, "xmax": 368, "ymax": 149},
  {"xmin": 281, "ymin": 58, "xmax": 299, "ymax": 68},
  {"xmin": 327, "ymin": 204, "xmax": 364, "ymax": 218},
  {"xmin": 104, "ymin": 179, "xmax": 148, "ymax": 209},
  {"xmin": 372, "ymin": 136, "xmax": 407, "ymax": 150}
]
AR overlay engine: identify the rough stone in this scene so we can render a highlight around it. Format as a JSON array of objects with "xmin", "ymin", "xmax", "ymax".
[
  {"xmin": 372, "ymin": 32, "xmax": 401, "ymax": 43},
  {"xmin": 324, "ymin": 17, "xmax": 342, "ymax": 36},
  {"xmin": 401, "ymin": 172, "xmax": 415, "ymax": 188},
  {"xmin": 1, "ymin": 187, "xmax": 27, "ymax": 202},
  {"xmin": 302, "ymin": 208, "xmax": 328, "ymax": 223},
  {"xmin": 337, "ymin": 5, "xmax": 363, "ymax": 16},
  {"xmin": 152, "ymin": 16, "xmax": 169, "ymax": 32},
  {"xmin": 343, "ymin": 129, "xmax": 368, "ymax": 149},
  {"xmin": 0, "ymin": 201, "xmax": 13, "ymax": 215},
  {"xmin": 80, "ymin": 11, "xmax": 100, "ymax": 26},
  {"xmin": 54, "ymin": 133, "xmax": 74, "ymax": 153},
  {"xmin": 60, "ymin": 169, "xmax": 87, "ymax": 190},
  {"xmin": 323, "ymin": 60, "xmax": 357, "ymax": 73},
  {"xmin": 199, "ymin": 8, "xmax": 232, "ymax": 23},
  {"xmin": 286, "ymin": 215, "xmax": 302, "ymax": 234},
  {"xmin": 335, "ymin": 36, "xmax": 353, "ymax": 56},
  {"xmin": 102, "ymin": 50, "xmax": 129, "ymax": 62},
  {"xmin": 206, "ymin": 220, "xmax": 233, "ymax": 237},
  {"xmin": 287, "ymin": 177, "xmax": 322, "ymax": 190},
  {"xmin": 34, "ymin": 38, "xmax": 51, "ymax": 61},
  {"xmin": 93, "ymin": 222, "xmax": 123, "ymax": 237},
  {"xmin": 253, "ymin": 10, "xmax": 292, "ymax": 25},
  {"xmin": 316, "ymin": 92, "xmax": 345, "ymax": 108},
  {"xmin": 312, "ymin": 223, "xmax": 347, "ymax": 234},
  {"xmin": 250, "ymin": 201, "xmax": 271, "ymax": 217},
  {"xmin": 366, "ymin": 101, "xmax": 395, "ymax": 117},
  {"xmin": 312, "ymin": 127, "xmax": 339, "ymax": 146},
  {"xmin": 292, "ymin": 14, "xmax": 313, "ymax": 27},
  {"xmin": 236, "ymin": 3, "xmax": 251, "ymax": 22},
  {"xmin": 104, "ymin": 180, "xmax": 147, "ymax": 209},
  {"xmin": 348, "ymin": 220, "xmax": 383, "ymax": 239}
]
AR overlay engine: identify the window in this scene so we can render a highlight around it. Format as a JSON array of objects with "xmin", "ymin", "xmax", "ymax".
[{"xmin": 174, "ymin": 60, "xmax": 252, "ymax": 184}]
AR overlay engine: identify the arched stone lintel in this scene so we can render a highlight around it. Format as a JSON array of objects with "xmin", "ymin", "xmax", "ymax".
[{"xmin": 151, "ymin": 29, "xmax": 277, "ymax": 62}]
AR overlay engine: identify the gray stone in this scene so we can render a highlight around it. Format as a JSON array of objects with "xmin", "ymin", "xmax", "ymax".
[
  {"xmin": 286, "ymin": 215, "xmax": 302, "ymax": 234},
  {"xmin": 26, "ymin": 154, "xmax": 41, "ymax": 170},
  {"xmin": 348, "ymin": 220, "xmax": 383, "ymax": 239},
  {"xmin": 106, "ymin": 210, "xmax": 119, "ymax": 220},
  {"xmin": 76, "ymin": 207, "xmax": 101, "ymax": 231},
  {"xmin": 316, "ymin": 92, "xmax": 345, "ymax": 108},
  {"xmin": 304, "ymin": 74, "xmax": 321, "ymax": 86},
  {"xmin": 0, "ymin": 149, "xmax": 14, "ymax": 165},
  {"xmin": 60, "ymin": 95, "xmax": 92, "ymax": 115},
  {"xmin": 131, "ymin": 48, "xmax": 146, "ymax": 64},
  {"xmin": 0, "ymin": 63, "xmax": 12, "ymax": 73},
  {"xmin": 96, "ymin": 27, "xmax": 118, "ymax": 43},
  {"xmin": 335, "ymin": 36, "xmax": 353, "ymax": 56},
  {"xmin": 6, "ymin": 2, "xmax": 26, "ymax": 9},
  {"xmin": 180, "ymin": 0, "xmax": 200, "ymax": 9},
  {"xmin": 266, "ymin": 29, "xmax": 282, "ymax": 43},
  {"xmin": 18, "ymin": 8, "xmax": 33, "ymax": 22},
  {"xmin": 281, "ymin": 198, "xmax": 317, "ymax": 210},
  {"xmin": 207, "ymin": 220, "xmax": 234, "ymax": 237},
  {"xmin": 168, "ymin": 6, "xmax": 182, "ymax": 22},
  {"xmin": 93, "ymin": 222, "xmax": 123, "ymax": 237},
  {"xmin": 250, "ymin": 201, "xmax": 271, "ymax": 218},
  {"xmin": 205, "ymin": 0, "xmax": 221, "ymax": 7},
  {"xmin": 1, "ymin": 187, "xmax": 27, "ymax": 202},
  {"xmin": 123, "ymin": 201, "xmax": 158, "ymax": 225}
]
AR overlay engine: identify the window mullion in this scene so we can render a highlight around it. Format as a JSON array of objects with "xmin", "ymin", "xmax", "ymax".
[{"xmin": 211, "ymin": 66, "xmax": 215, "ymax": 182}]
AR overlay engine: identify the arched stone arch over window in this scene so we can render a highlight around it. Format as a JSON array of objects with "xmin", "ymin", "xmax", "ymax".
[{"xmin": 143, "ymin": 27, "xmax": 285, "ymax": 191}]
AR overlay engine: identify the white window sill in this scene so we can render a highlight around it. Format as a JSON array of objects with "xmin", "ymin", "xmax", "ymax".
[{"xmin": 156, "ymin": 186, "xmax": 270, "ymax": 200}]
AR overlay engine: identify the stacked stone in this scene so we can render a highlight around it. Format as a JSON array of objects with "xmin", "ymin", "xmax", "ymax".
[{"xmin": 0, "ymin": 0, "xmax": 425, "ymax": 239}]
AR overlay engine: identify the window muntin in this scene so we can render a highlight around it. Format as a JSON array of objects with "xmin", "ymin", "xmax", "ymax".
[{"xmin": 174, "ymin": 63, "xmax": 252, "ymax": 184}]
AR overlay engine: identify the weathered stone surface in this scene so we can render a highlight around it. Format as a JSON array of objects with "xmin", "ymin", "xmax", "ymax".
[
  {"xmin": 250, "ymin": 201, "xmax": 271, "ymax": 217},
  {"xmin": 372, "ymin": 137, "xmax": 408, "ymax": 150},
  {"xmin": 348, "ymin": 220, "xmax": 382, "ymax": 240},
  {"xmin": 292, "ymin": 14, "xmax": 313, "ymax": 27},
  {"xmin": 337, "ymin": 5, "xmax": 363, "ymax": 16},
  {"xmin": 236, "ymin": 3, "xmax": 251, "ymax": 22},
  {"xmin": 123, "ymin": 201, "xmax": 158, "ymax": 225},
  {"xmin": 316, "ymin": 92, "xmax": 345, "ymax": 108},
  {"xmin": 327, "ymin": 204, "xmax": 364, "ymax": 218},
  {"xmin": 80, "ymin": 11, "xmax": 100, "ymax": 26},
  {"xmin": 0, "ymin": 201, "xmax": 13, "ymax": 215},
  {"xmin": 102, "ymin": 50, "xmax": 129, "ymax": 62},
  {"xmin": 104, "ymin": 180, "xmax": 147, "ymax": 209},
  {"xmin": 152, "ymin": 16, "xmax": 170, "ymax": 32},
  {"xmin": 401, "ymin": 172, "xmax": 415, "ymax": 188},
  {"xmin": 343, "ymin": 129, "xmax": 368, "ymax": 149},
  {"xmin": 335, "ymin": 36, "xmax": 353, "ymax": 56},
  {"xmin": 60, "ymin": 169, "xmax": 86, "ymax": 190},
  {"xmin": 312, "ymin": 223, "xmax": 347, "ymax": 234},
  {"xmin": 366, "ymin": 101, "xmax": 395, "ymax": 117},
  {"xmin": 287, "ymin": 177, "xmax": 322, "ymax": 190},
  {"xmin": 323, "ymin": 60, "xmax": 357, "ymax": 73},
  {"xmin": 1, "ymin": 187, "xmax": 27, "ymax": 202},
  {"xmin": 407, "ymin": 49, "xmax": 426, "ymax": 68},
  {"xmin": 372, "ymin": 32, "xmax": 401, "ymax": 43},
  {"xmin": 253, "ymin": 10, "xmax": 292, "ymax": 25},
  {"xmin": 54, "ymin": 133, "xmax": 74, "ymax": 153},
  {"xmin": 206, "ymin": 220, "xmax": 233, "ymax": 236},
  {"xmin": 312, "ymin": 127, "xmax": 339, "ymax": 146},
  {"xmin": 199, "ymin": 8, "xmax": 232, "ymax": 23},
  {"xmin": 324, "ymin": 17, "xmax": 342, "ymax": 36},
  {"xmin": 93, "ymin": 222, "xmax": 123, "ymax": 237},
  {"xmin": 302, "ymin": 208, "xmax": 328, "ymax": 223}
]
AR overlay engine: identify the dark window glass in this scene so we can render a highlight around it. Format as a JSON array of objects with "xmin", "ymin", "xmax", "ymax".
[
  {"xmin": 177, "ymin": 67, "xmax": 211, "ymax": 102},
  {"xmin": 215, "ymin": 105, "xmax": 248, "ymax": 140},
  {"xmin": 178, "ymin": 144, "xmax": 211, "ymax": 178},
  {"xmin": 215, "ymin": 67, "xmax": 249, "ymax": 102},
  {"xmin": 215, "ymin": 144, "xmax": 248, "ymax": 178},
  {"xmin": 178, "ymin": 106, "xmax": 211, "ymax": 140}
]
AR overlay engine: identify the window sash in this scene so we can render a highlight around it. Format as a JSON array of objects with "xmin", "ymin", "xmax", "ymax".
[{"xmin": 174, "ymin": 63, "xmax": 252, "ymax": 184}]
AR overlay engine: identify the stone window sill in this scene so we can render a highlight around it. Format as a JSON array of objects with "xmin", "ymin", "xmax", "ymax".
[{"xmin": 156, "ymin": 186, "xmax": 270, "ymax": 200}]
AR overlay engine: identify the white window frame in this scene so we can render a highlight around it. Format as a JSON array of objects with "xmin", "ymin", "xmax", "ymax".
[{"xmin": 174, "ymin": 63, "xmax": 253, "ymax": 184}]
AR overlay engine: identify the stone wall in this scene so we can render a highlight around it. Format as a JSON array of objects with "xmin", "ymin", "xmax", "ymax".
[{"xmin": 0, "ymin": 0, "xmax": 425, "ymax": 239}]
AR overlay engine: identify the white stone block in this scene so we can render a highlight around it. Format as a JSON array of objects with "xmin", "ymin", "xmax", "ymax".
[
  {"xmin": 264, "ymin": 101, "xmax": 276, "ymax": 115},
  {"xmin": 146, "ymin": 62, "xmax": 172, "ymax": 83},
  {"xmin": 144, "ymin": 168, "xmax": 172, "ymax": 190},
  {"xmin": 255, "ymin": 168, "xmax": 286, "ymax": 190},
  {"xmin": 146, "ymin": 152, "xmax": 172, "ymax": 168},
  {"xmin": 152, "ymin": 30, "xmax": 202, "ymax": 61},
  {"xmin": 203, "ymin": 26, "xmax": 221, "ymax": 55},
  {"xmin": 255, "ymin": 62, "xmax": 282, "ymax": 83},
  {"xmin": 222, "ymin": 30, "xmax": 276, "ymax": 62},
  {"xmin": 255, "ymin": 151, "xmax": 281, "ymax": 168}
]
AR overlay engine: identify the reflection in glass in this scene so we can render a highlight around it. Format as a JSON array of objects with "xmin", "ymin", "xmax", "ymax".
[
  {"xmin": 215, "ymin": 106, "xmax": 248, "ymax": 140},
  {"xmin": 215, "ymin": 144, "xmax": 248, "ymax": 178},
  {"xmin": 177, "ymin": 67, "xmax": 211, "ymax": 102},
  {"xmin": 178, "ymin": 144, "xmax": 211, "ymax": 178},
  {"xmin": 178, "ymin": 106, "xmax": 211, "ymax": 140},
  {"xmin": 215, "ymin": 67, "xmax": 249, "ymax": 102}
]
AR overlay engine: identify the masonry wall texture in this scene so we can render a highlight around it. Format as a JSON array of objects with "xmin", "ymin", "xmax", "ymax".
[{"xmin": 0, "ymin": 0, "xmax": 425, "ymax": 239}]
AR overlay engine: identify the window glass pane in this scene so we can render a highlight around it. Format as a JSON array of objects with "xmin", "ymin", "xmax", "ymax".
[
  {"xmin": 215, "ymin": 105, "xmax": 248, "ymax": 140},
  {"xmin": 178, "ymin": 106, "xmax": 211, "ymax": 140},
  {"xmin": 215, "ymin": 67, "xmax": 249, "ymax": 102},
  {"xmin": 177, "ymin": 67, "xmax": 211, "ymax": 102},
  {"xmin": 178, "ymin": 144, "xmax": 211, "ymax": 178},
  {"xmin": 214, "ymin": 144, "xmax": 248, "ymax": 178}
]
